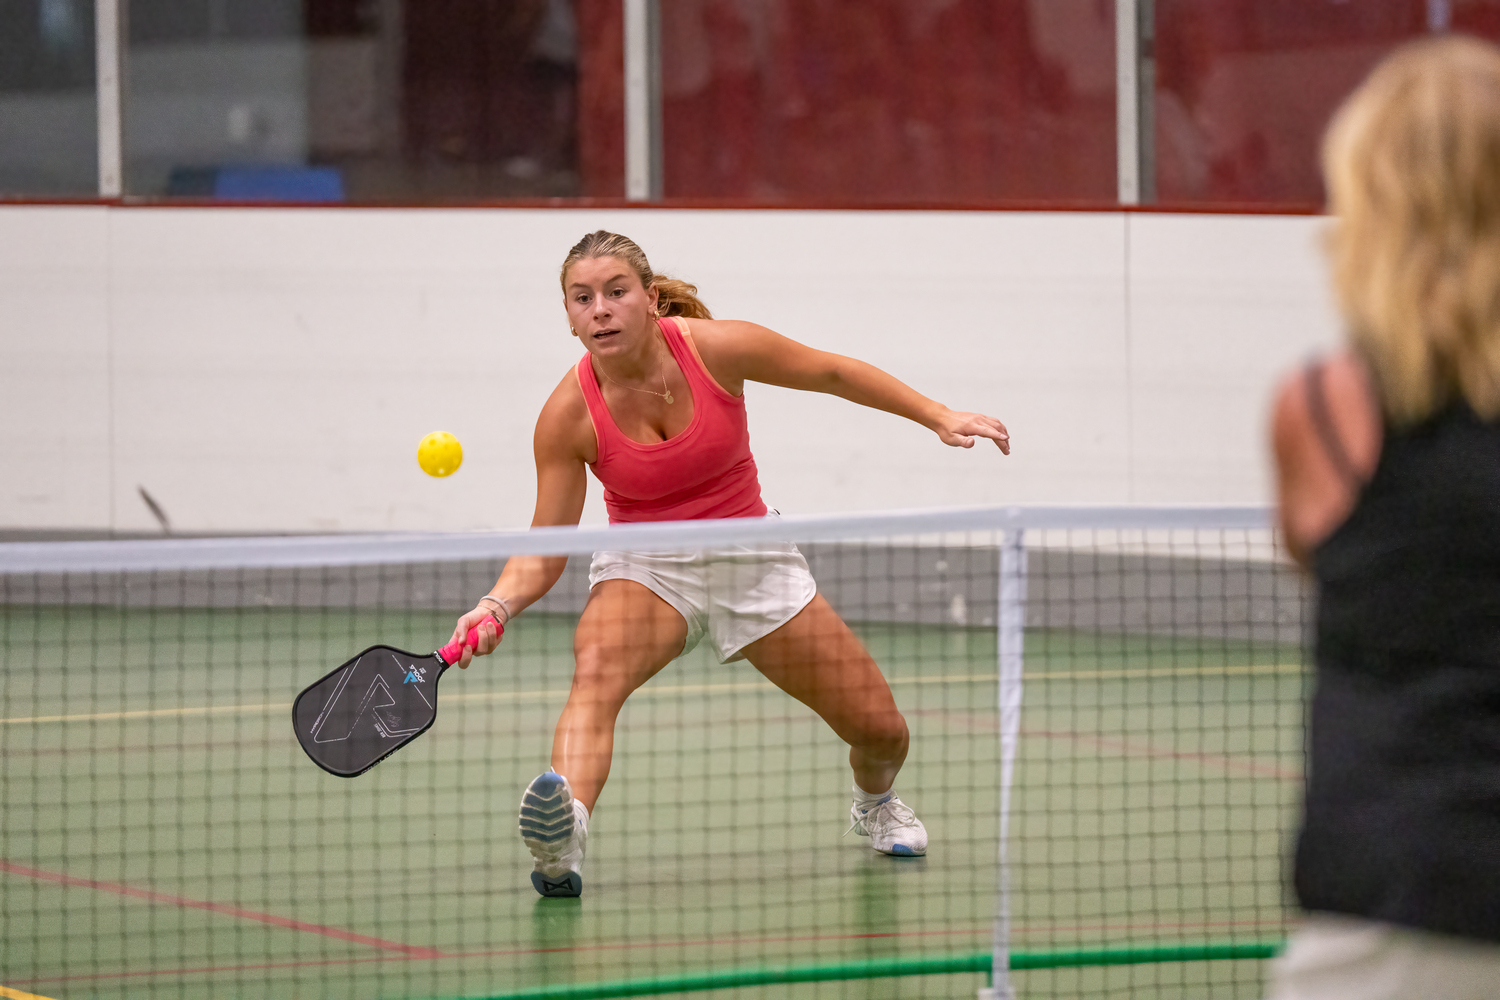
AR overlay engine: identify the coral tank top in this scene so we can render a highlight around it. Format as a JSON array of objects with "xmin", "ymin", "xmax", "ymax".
[{"xmin": 577, "ymin": 317, "xmax": 767, "ymax": 523}]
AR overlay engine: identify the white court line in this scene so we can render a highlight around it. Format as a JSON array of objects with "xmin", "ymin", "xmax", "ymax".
[{"xmin": 0, "ymin": 664, "xmax": 1302, "ymax": 727}]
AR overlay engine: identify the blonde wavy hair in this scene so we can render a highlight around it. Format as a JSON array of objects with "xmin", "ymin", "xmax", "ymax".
[
  {"xmin": 558, "ymin": 230, "xmax": 713, "ymax": 320},
  {"xmin": 1324, "ymin": 34, "xmax": 1500, "ymax": 425}
]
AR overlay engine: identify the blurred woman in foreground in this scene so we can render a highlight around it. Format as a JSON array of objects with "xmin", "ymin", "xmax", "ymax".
[{"xmin": 1269, "ymin": 35, "xmax": 1500, "ymax": 1000}]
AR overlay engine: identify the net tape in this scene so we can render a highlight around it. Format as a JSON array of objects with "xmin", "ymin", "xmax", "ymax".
[{"xmin": 0, "ymin": 504, "xmax": 1271, "ymax": 573}]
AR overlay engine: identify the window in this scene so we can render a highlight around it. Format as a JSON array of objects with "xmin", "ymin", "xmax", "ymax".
[{"xmin": 0, "ymin": 0, "xmax": 98, "ymax": 196}]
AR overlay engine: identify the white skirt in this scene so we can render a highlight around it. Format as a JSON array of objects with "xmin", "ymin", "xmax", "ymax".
[
  {"xmin": 1270, "ymin": 913, "xmax": 1500, "ymax": 1000},
  {"xmin": 588, "ymin": 538, "xmax": 817, "ymax": 663}
]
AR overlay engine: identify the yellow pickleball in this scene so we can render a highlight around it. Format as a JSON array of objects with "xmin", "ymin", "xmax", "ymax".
[{"xmin": 417, "ymin": 431, "xmax": 463, "ymax": 478}]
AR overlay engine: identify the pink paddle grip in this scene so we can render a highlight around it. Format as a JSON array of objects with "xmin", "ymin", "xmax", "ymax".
[{"xmin": 436, "ymin": 614, "xmax": 504, "ymax": 666}]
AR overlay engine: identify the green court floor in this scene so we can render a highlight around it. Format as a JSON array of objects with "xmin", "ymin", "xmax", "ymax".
[{"xmin": 1, "ymin": 606, "xmax": 1303, "ymax": 999}]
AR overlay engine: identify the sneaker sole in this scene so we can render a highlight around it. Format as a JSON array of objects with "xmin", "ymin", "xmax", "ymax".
[
  {"xmin": 881, "ymin": 843, "xmax": 925, "ymax": 857},
  {"xmin": 531, "ymin": 870, "xmax": 583, "ymax": 897},
  {"xmin": 519, "ymin": 772, "xmax": 574, "ymax": 847},
  {"xmin": 521, "ymin": 772, "xmax": 585, "ymax": 897}
]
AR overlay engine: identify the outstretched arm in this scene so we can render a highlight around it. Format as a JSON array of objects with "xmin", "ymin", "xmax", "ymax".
[
  {"xmin": 448, "ymin": 378, "xmax": 592, "ymax": 666},
  {"xmin": 690, "ymin": 320, "xmax": 1010, "ymax": 453}
]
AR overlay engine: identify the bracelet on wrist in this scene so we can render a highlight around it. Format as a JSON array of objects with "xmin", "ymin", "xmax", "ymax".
[{"xmin": 477, "ymin": 594, "xmax": 512, "ymax": 625}]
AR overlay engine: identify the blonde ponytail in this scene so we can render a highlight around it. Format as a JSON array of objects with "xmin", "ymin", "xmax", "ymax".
[{"xmin": 652, "ymin": 275, "xmax": 713, "ymax": 319}]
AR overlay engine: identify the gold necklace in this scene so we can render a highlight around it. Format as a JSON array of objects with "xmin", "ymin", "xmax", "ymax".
[{"xmin": 595, "ymin": 340, "xmax": 674, "ymax": 404}]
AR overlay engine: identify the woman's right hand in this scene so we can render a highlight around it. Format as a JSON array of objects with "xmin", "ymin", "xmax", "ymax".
[
  {"xmin": 933, "ymin": 408, "xmax": 1011, "ymax": 454},
  {"xmin": 449, "ymin": 605, "xmax": 505, "ymax": 669}
]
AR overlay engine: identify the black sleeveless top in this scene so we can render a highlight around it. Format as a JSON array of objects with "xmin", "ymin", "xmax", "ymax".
[{"xmin": 1298, "ymin": 384, "xmax": 1500, "ymax": 940}]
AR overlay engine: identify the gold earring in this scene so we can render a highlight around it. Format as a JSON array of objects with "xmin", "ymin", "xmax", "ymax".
[{"xmin": 569, "ymin": 327, "xmax": 578, "ymax": 337}]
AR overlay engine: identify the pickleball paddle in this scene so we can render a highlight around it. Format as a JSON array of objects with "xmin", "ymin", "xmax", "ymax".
[{"xmin": 292, "ymin": 614, "xmax": 502, "ymax": 777}]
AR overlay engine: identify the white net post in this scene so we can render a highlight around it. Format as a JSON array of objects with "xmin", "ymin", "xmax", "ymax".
[{"xmin": 985, "ymin": 527, "xmax": 1028, "ymax": 1000}]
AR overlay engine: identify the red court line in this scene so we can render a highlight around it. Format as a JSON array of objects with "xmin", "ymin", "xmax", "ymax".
[
  {"xmin": 1012, "ymin": 917, "xmax": 1288, "ymax": 938},
  {"xmin": 0, "ymin": 860, "xmax": 441, "ymax": 959},
  {"xmin": 10, "ymin": 928, "xmax": 989, "ymax": 988},
  {"xmin": 911, "ymin": 709, "xmax": 1302, "ymax": 781},
  {"xmin": 12, "ymin": 916, "xmax": 1287, "ymax": 989},
  {"xmin": 12, "ymin": 954, "xmax": 404, "ymax": 990},
  {"xmin": 1027, "ymin": 729, "xmax": 1302, "ymax": 782}
]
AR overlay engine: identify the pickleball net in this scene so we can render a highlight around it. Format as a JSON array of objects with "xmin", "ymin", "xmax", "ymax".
[{"xmin": 0, "ymin": 506, "xmax": 1305, "ymax": 1000}]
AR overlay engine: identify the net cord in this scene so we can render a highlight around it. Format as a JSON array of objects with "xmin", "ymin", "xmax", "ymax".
[
  {"xmin": 0, "ymin": 503, "xmax": 1272, "ymax": 573},
  {"xmin": 991, "ymin": 529, "xmax": 1027, "ymax": 1000}
]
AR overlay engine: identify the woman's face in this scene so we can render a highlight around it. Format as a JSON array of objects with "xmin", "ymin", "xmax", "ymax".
[{"xmin": 563, "ymin": 256, "xmax": 659, "ymax": 356}]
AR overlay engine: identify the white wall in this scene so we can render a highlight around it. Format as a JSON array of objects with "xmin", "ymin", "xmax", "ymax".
[
  {"xmin": 0, "ymin": 206, "xmax": 1341, "ymax": 534},
  {"xmin": 0, "ymin": 207, "xmax": 113, "ymax": 527}
]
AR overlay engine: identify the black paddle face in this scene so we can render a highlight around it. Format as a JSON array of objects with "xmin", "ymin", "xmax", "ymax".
[{"xmin": 292, "ymin": 645, "xmax": 448, "ymax": 777}]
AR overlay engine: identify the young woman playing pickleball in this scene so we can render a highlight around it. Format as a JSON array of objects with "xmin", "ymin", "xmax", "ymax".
[{"xmin": 450, "ymin": 230, "xmax": 1009, "ymax": 897}]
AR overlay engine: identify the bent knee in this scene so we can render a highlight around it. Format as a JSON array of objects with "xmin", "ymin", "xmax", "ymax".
[
  {"xmin": 569, "ymin": 648, "xmax": 627, "ymax": 695},
  {"xmin": 567, "ymin": 643, "xmax": 661, "ymax": 711},
  {"xmin": 847, "ymin": 710, "xmax": 909, "ymax": 753}
]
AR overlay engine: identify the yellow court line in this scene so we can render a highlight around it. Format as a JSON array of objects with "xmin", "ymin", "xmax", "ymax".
[
  {"xmin": 1029, "ymin": 663, "xmax": 1303, "ymax": 681},
  {"xmin": 0, "ymin": 986, "xmax": 60, "ymax": 1000},
  {"xmin": 0, "ymin": 703, "xmax": 285, "ymax": 726},
  {"xmin": 0, "ymin": 664, "xmax": 1303, "ymax": 726}
]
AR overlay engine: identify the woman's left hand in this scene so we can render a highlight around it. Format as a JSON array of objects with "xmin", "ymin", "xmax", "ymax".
[{"xmin": 935, "ymin": 410, "xmax": 1011, "ymax": 454}]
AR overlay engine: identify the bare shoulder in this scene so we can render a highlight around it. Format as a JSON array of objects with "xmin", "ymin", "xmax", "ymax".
[
  {"xmin": 678, "ymin": 318, "xmax": 767, "ymax": 359},
  {"xmin": 1271, "ymin": 349, "xmax": 1382, "ymax": 563},
  {"xmin": 682, "ymin": 317, "xmax": 816, "ymax": 386},
  {"xmin": 680, "ymin": 317, "xmax": 758, "ymax": 338},
  {"xmin": 1321, "ymin": 351, "xmax": 1380, "ymax": 420},
  {"xmin": 1272, "ymin": 350, "xmax": 1380, "ymax": 476},
  {"xmin": 676, "ymin": 318, "xmax": 768, "ymax": 395},
  {"xmin": 535, "ymin": 366, "xmax": 596, "ymax": 462},
  {"xmin": 1270, "ymin": 365, "xmax": 1312, "ymax": 458}
]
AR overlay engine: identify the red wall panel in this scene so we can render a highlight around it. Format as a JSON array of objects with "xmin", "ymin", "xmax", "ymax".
[
  {"xmin": 1155, "ymin": 0, "xmax": 1500, "ymax": 207},
  {"xmin": 657, "ymin": 0, "xmax": 1116, "ymax": 204},
  {"xmin": 576, "ymin": 0, "xmax": 626, "ymax": 197}
]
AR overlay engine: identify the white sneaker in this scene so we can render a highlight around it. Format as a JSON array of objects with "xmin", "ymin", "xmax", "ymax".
[
  {"xmin": 519, "ymin": 771, "xmax": 588, "ymax": 897},
  {"xmin": 848, "ymin": 792, "xmax": 928, "ymax": 856}
]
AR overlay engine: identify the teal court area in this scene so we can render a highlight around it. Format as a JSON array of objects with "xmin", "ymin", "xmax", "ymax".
[{"xmin": 2, "ymin": 606, "xmax": 1301, "ymax": 1000}]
